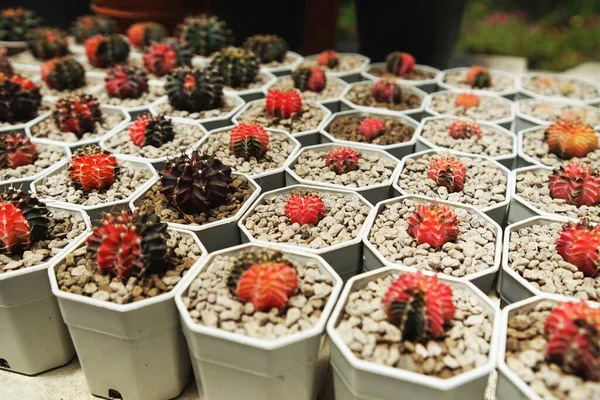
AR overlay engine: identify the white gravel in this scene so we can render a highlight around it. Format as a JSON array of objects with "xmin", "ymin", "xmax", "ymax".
[
  {"xmin": 521, "ymin": 75, "xmax": 600, "ymax": 101},
  {"xmin": 519, "ymin": 100, "xmax": 600, "ymax": 127},
  {"xmin": 443, "ymin": 69, "xmax": 516, "ymax": 93},
  {"xmin": 260, "ymin": 52, "xmax": 301, "ymax": 69},
  {"xmin": 29, "ymin": 112, "xmax": 125, "ymax": 143},
  {"xmin": 429, "ymin": 92, "xmax": 512, "ymax": 122},
  {"xmin": 0, "ymin": 143, "xmax": 67, "ymax": 182},
  {"xmin": 299, "ymin": 54, "xmax": 367, "ymax": 73},
  {"xmin": 153, "ymin": 95, "xmax": 242, "ymax": 121},
  {"xmin": 521, "ymin": 127, "xmax": 600, "ymax": 168},
  {"xmin": 235, "ymin": 101, "xmax": 326, "ymax": 134},
  {"xmin": 95, "ymin": 84, "xmax": 164, "ymax": 108},
  {"xmin": 269, "ymin": 75, "xmax": 345, "ymax": 101}
]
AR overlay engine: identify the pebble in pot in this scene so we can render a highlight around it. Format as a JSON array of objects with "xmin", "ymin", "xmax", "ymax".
[
  {"xmin": 440, "ymin": 65, "xmax": 518, "ymax": 96},
  {"xmin": 362, "ymin": 51, "xmax": 440, "ymax": 92},
  {"xmin": 521, "ymin": 73, "xmax": 600, "ymax": 102},
  {"xmin": 269, "ymin": 66, "xmax": 347, "ymax": 102},
  {"xmin": 427, "ymin": 91, "xmax": 514, "ymax": 126},
  {"xmin": 344, "ymin": 79, "xmax": 424, "ymax": 113}
]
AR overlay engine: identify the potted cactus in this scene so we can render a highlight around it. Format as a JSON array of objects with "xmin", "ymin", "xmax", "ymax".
[
  {"xmin": 27, "ymin": 95, "xmax": 129, "ymax": 149},
  {"xmin": 438, "ymin": 65, "xmax": 519, "ymax": 99},
  {"xmin": 327, "ymin": 267, "xmax": 500, "ymax": 400},
  {"xmin": 516, "ymin": 98, "xmax": 600, "ymax": 133},
  {"xmin": 0, "ymin": 8, "xmax": 43, "ymax": 53},
  {"xmin": 9, "ymin": 27, "xmax": 70, "ymax": 66},
  {"xmin": 0, "ymin": 188, "xmax": 89, "ymax": 375},
  {"xmin": 363, "ymin": 195, "xmax": 501, "ymax": 292},
  {"xmin": 48, "ymin": 210, "xmax": 206, "ymax": 400},
  {"xmin": 193, "ymin": 122, "xmax": 300, "ymax": 191},
  {"xmin": 520, "ymin": 73, "xmax": 600, "ymax": 105},
  {"xmin": 0, "ymin": 73, "xmax": 42, "ymax": 128},
  {"xmin": 39, "ymin": 57, "xmax": 104, "ymax": 97},
  {"xmin": 238, "ymin": 184, "xmax": 373, "ymax": 281},
  {"xmin": 298, "ymin": 50, "xmax": 370, "ymax": 83},
  {"xmin": 176, "ymin": 14, "xmax": 233, "ymax": 62},
  {"xmin": 175, "ymin": 243, "xmax": 343, "ymax": 400},
  {"xmin": 70, "ymin": 15, "xmax": 117, "ymax": 46},
  {"xmin": 285, "ymin": 143, "xmax": 399, "ymax": 205},
  {"xmin": 135, "ymin": 38, "xmax": 193, "ymax": 82},
  {"xmin": 31, "ymin": 145, "xmax": 154, "ymax": 220},
  {"xmin": 233, "ymin": 89, "xmax": 331, "ymax": 146},
  {"xmin": 83, "ymin": 33, "xmax": 130, "ymax": 72},
  {"xmin": 498, "ymin": 297, "xmax": 600, "ymax": 400},
  {"xmin": 362, "ymin": 51, "xmax": 440, "ymax": 93},
  {"xmin": 416, "ymin": 116, "xmax": 517, "ymax": 169},
  {"xmin": 126, "ymin": 21, "xmax": 167, "ymax": 50},
  {"xmin": 242, "ymin": 34, "xmax": 302, "ymax": 76},
  {"xmin": 129, "ymin": 151, "xmax": 260, "ymax": 252}
]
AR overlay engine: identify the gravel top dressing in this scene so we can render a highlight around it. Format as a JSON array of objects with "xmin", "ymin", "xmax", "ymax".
[
  {"xmin": 508, "ymin": 222, "xmax": 600, "ymax": 301},
  {"xmin": 104, "ymin": 121, "xmax": 205, "ymax": 160},
  {"xmin": 429, "ymin": 92, "xmax": 512, "ymax": 121},
  {"xmin": 153, "ymin": 95, "xmax": 240, "ymax": 121},
  {"xmin": 269, "ymin": 75, "xmax": 345, "ymax": 101},
  {"xmin": 327, "ymin": 114, "xmax": 416, "ymax": 145},
  {"xmin": 522, "ymin": 75, "xmax": 600, "ymax": 101},
  {"xmin": 182, "ymin": 251, "xmax": 334, "ymax": 340},
  {"xmin": 236, "ymin": 101, "xmax": 326, "ymax": 134},
  {"xmin": 35, "ymin": 162, "xmax": 152, "ymax": 206},
  {"xmin": 56, "ymin": 230, "xmax": 202, "ymax": 304},
  {"xmin": 345, "ymin": 83, "xmax": 423, "ymax": 112},
  {"xmin": 367, "ymin": 65, "xmax": 436, "ymax": 81},
  {"xmin": 519, "ymin": 100, "xmax": 600, "ymax": 127},
  {"xmin": 10, "ymin": 51, "xmax": 46, "ymax": 66},
  {"xmin": 196, "ymin": 130, "xmax": 294, "ymax": 175},
  {"xmin": 292, "ymin": 149, "xmax": 397, "ymax": 187},
  {"xmin": 521, "ymin": 127, "xmax": 600, "ymax": 168},
  {"xmin": 260, "ymin": 52, "xmax": 300, "ymax": 69},
  {"xmin": 443, "ymin": 69, "xmax": 515, "ymax": 93},
  {"xmin": 516, "ymin": 169, "xmax": 600, "ymax": 223},
  {"xmin": 397, "ymin": 153, "xmax": 508, "ymax": 209},
  {"xmin": 224, "ymin": 72, "xmax": 271, "ymax": 92},
  {"xmin": 0, "ymin": 211, "xmax": 86, "ymax": 274},
  {"xmin": 420, "ymin": 118, "xmax": 514, "ymax": 157},
  {"xmin": 39, "ymin": 75, "xmax": 104, "ymax": 97},
  {"xmin": 243, "ymin": 191, "xmax": 371, "ymax": 249},
  {"xmin": 0, "ymin": 143, "xmax": 67, "ymax": 181},
  {"xmin": 30, "ymin": 112, "xmax": 125, "ymax": 143},
  {"xmin": 505, "ymin": 301, "xmax": 600, "ymax": 400},
  {"xmin": 369, "ymin": 198, "xmax": 497, "ymax": 277},
  {"xmin": 299, "ymin": 54, "xmax": 366, "ymax": 73},
  {"xmin": 95, "ymin": 85, "xmax": 164, "ymax": 108},
  {"xmin": 336, "ymin": 273, "xmax": 492, "ymax": 378}
]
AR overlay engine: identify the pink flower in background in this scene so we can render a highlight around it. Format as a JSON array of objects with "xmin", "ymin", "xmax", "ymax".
[{"xmin": 484, "ymin": 11, "xmax": 511, "ymax": 26}]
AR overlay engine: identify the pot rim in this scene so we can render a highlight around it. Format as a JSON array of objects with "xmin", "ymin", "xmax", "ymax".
[
  {"xmin": 436, "ymin": 67, "xmax": 519, "ymax": 97},
  {"xmin": 516, "ymin": 97, "xmax": 600, "ymax": 131},
  {"xmin": 361, "ymin": 62, "xmax": 441, "ymax": 88},
  {"xmin": 519, "ymin": 72, "xmax": 600, "ymax": 106},
  {"xmin": 258, "ymin": 50, "xmax": 303, "ymax": 74},
  {"xmin": 340, "ymin": 80, "xmax": 428, "ymax": 115},
  {"xmin": 149, "ymin": 92, "xmax": 246, "ymax": 126},
  {"xmin": 297, "ymin": 53, "xmax": 371, "ymax": 78}
]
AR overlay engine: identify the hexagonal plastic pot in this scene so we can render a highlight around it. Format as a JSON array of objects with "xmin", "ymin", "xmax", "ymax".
[
  {"xmin": 174, "ymin": 242, "xmax": 343, "ymax": 400},
  {"xmin": 515, "ymin": 97, "xmax": 600, "ymax": 133},
  {"xmin": 0, "ymin": 205, "xmax": 90, "ymax": 375},
  {"xmin": 298, "ymin": 53, "xmax": 370, "ymax": 83},
  {"xmin": 361, "ymin": 62, "xmax": 441, "ymax": 93},
  {"xmin": 232, "ymin": 99, "xmax": 332, "ymax": 147},
  {"xmin": 47, "ymin": 228, "xmax": 207, "ymax": 400},
  {"xmin": 425, "ymin": 89, "xmax": 516, "ymax": 130},
  {"xmin": 362, "ymin": 194, "xmax": 502, "ymax": 294},
  {"xmin": 129, "ymin": 172, "xmax": 261, "ymax": 253},
  {"xmin": 436, "ymin": 68, "xmax": 519, "ymax": 100},
  {"xmin": 260, "ymin": 51, "xmax": 303, "ymax": 77},
  {"xmin": 326, "ymin": 266, "xmax": 501, "ymax": 400},
  {"xmin": 30, "ymin": 155, "xmax": 156, "ymax": 221},
  {"xmin": 392, "ymin": 149, "xmax": 512, "ymax": 226},
  {"xmin": 518, "ymin": 72, "xmax": 600, "ymax": 106},
  {"xmin": 320, "ymin": 109, "xmax": 420, "ymax": 160},
  {"xmin": 340, "ymin": 81, "xmax": 429, "ymax": 121},
  {"xmin": 238, "ymin": 184, "xmax": 373, "ymax": 282},
  {"xmin": 99, "ymin": 117, "xmax": 207, "ymax": 171},
  {"xmin": 414, "ymin": 116, "xmax": 517, "ymax": 169},
  {"xmin": 88, "ymin": 80, "xmax": 167, "ymax": 117},
  {"xmin": 264, "ymin": 75, "xmax": 349, "ymax": 114},
  {"xmin": 223, "ymin": 70, "xmax": 277, "ymax": 103},
  {"xmin": 25, "ymin": 104, "xmax": 131, "ymax": 151},
  {"xmin": 192, "ymin": 125, "xmax": 300, "ymax": 192},
  {"xmin": 285, "ymin": 143, "xmax": 400, "ymax": 205},
  {"xmin": 516, "ymin": 125, "xmax": 550, "ymax": 169}
]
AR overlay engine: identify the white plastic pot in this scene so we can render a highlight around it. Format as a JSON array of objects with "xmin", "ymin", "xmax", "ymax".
[
  {"xmin": 192, "ymin": 125, "xmax": 300, "ymax": 192},
  {"xmin": 260, "ymin": 51, "xmax": 303, "ymax": 76},
  {"xmin": 320, "ymin": 109, "xmax": 420, "ymax": 160},
  {"xmin": 516, "ymin": 125, "xmax": 551, "ymax": 169},
  {"xmin": 31, "ymin": 155, "xmax": 156, "ymax": 221},
  {"xmin": 221, "ymin": 70, "xmax": 277, "ymax": 103},
  {"xmin": 361, "ymin": 62, "xmax": 441, "ymax": 94},
  {"xmin": 48, "ymin": 228, "xmax": 207, "ymax": 400},
  {"xmin": 298, "ymin": 53, "xmax": 370, "ymax": 83},
  {"xmin": 515, "ymin": 97, "xmax": 600, "ymax": 133},
  {"xmin": 0, "ymin": 205, "xmax": 90, "ymax": 375},
  {"xmin": 285, "ymin": 143, "xmax": 400, "ymax": 205},
  {"xmin": 175, "ymin": 242, "xmax": 343, "ymax": 400},
  {"xmin": 238, "ymin": 184, "xmax": 373, "ymax": 282},
  {"xmin": 425, "ymin": 89, "xmax": 516, "ymax": 130},
  {"xmin": 361, "ymin": 194, "xmax": 502, "ymax": 294},
  {"xmin": 414, "ymin": 116, "xmax": 517, "ymax": 169},
  {"xmin": 437, "ymin": 68, "xmax": 519, "ymax": 100},
  {"xmin": 327, "ymin": 266, "xmax": 501, "ymax": 400},
  {"xmin": 518, "ymin": 72, "xmax": 600, "ymax": 106},
  {"xmin": 232, "ymin": 98, "xmax": 332, "ymax": 147},
  {"xmin": 129, "ymin": 172, "xmax": 261, "ymax": 253},
  {"xmin": 392, "ymin": 149, "xmax": 512, "ymax": 227}
]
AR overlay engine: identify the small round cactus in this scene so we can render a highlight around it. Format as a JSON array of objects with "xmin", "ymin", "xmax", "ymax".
[
  {"xmin": 68, "ymin": 146, "xmax": 119, "ymax": 191},
  {"xmin": 292, "ymin": 66, "xmax": 326, "ymax": 93},
  {"xmin": 235, "ymin": 262, "xmax": 298, "ymax": 311},
  {"xmin": 548, "ymin": 162, "xmax": 600, "ymax": 207},
  {"xmin": 0, "ymin": 73, "xmax": 41, "ymax": 123},
  {"xmin": 427, "ymin": 156, "xmax": 467, "ymax": 193},
  {"xmin": 0, "ymin": 132, "xmax": 37, "ymax": 169},
  {"xmin": 126, "ymin": 22, "xmax": 168, "ymax": 48},
  {"xmin": 71, "ymin": 15, "xmax": 117, "ymax": 44},
  {"xmin": 317, "ymin": 50, "xmax": 339, "ymax": 69},
  {"xmin": 358, "ymin": 117, "xmax": 386, "ymax": 141},
  {"xmin": 209, "ymin": 47, "xmax": 260, "ymax": 89},
  {"xmin": 407, "ymin": 202, "xmax": 460, "ymax": 248},
  {"xmin": 385, "ymin": 52, "xmax": 416, "ymax": 76},
  {"xmin": 545, "ymin": 119, "xmax": 598, "ymax": 160},
  {"xmin": 383, "ymin": 271, "xmax": 455, "ymax": 340},
  {"xmin": 41, "ymin": 57, "xmax": 86, "ymax": 91},
  {"xmin": 53, "ymin": 95, "xmax": 102, "ymax": 137},
  {"xmin": 85, "ymin": 34, "xmax": 130, "ymax": 68},
  {"xmin": 26, "ymin": 27, "xmax": 69, "ymax": 61},
  {"xmin": 176, "ymin": 15, "xmax": 233, "ymax": 57},
  {"xmin": 143, "ymin": 39, "xmax": 193, "ymax": 77},
  {"xmin": 325, "ymin": 147, "xmax": 359, "ymax": 174},
  {"xmin": 242, "ymin": 34, "xmax": 288, "ymax": 64},
  {"xmin": 0, "ymin": 8, "xmax": 43, "ymax": 42},
  {"xmin": 229, "ymin": 123, "xmax": 270, "ymax": 160},
  {"xmin": 128, "ymin": 114, "xmax": 175, "ymax": 148},
  {"xmin": 0, "ymin": 189, "xmax": 50, "ymax": 255},
  {"xmin": 105, "ymin": 65, "xmax": 149, "ymax": 99},
  {"xmin": 265, "ymin": 89, "xmax": 302, "ymax": 119},
  {"xmin": 454, "ymin": 93, "xmax": 481, "ymax": 109},
  {"xmin": 555, "ymin": 220, "xmax": 600, "ymax": 277},
  {"xmin": 448, "ymin": 120, "xmax": 482, "ymax": 140},
  {"xmin": 166, "ymin": 67, "xmax": 224, "ymax": 112},
  {"xmin": 284, "ymin": 193, "xmax": 325, "ymax": 226},
  {"xmin": 371, "ymin": 80, "xmax": 402, "ymax": 104},
  {"xmin": 465, "ymin": 66, "xmax": 492, "ymax": 89}
]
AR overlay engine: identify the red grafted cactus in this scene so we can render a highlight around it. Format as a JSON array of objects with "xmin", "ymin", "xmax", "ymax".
[
  {"xmin": 126, "ymin": 22, "xmax": 167, "ymax": 48},
  {"xmin": 105, "ymin": 65, "xmax": 149, "ymax": 99},
  {"xmin": 427, "ymin": 156, "xmax": 467, "ymax": 193},
  {"xmin": 143, "ymin": 40, "xmax": 192, "ymax": 77},
  {"xmin": 235, "ymin": 262, "xmax": 298, "ymax": 311},
  {"xmin": 371, "ymin": 80, "xmax": 402, "ymax": 104},
  {"xmin": 86, "ymin": 211, "xmax": 170, "ymax": 280},
  {"xmin": 0, "ymin": 189, "xmax": 49, "ymax": 255},
  {"xmin": 284, "ymin": 193, "xmax": 325, "ymax": 226},
  {"xmin": 383, "ymin": 271, "xmax": 455, "ymax": 340},
  {"xmin": 325, "ymin": 147, "xmax": 359, "ymax": 174},
  {"xmin": 385, "ymin": 52, "xmax": 416, "ymax": 76},
  {"xmin": 548, "ymin": 162, "xmax": 600, "ymax": 207},
  {"xmin": 53, "ymin": 95, "xmax": 102, "ymax": 138},
  {"xmin": 407, "ymin": 202, "xmax": 460, "ymax": 248},
  {"xmin": 265, "ymin": 89, "xmax": 302, "ymax": 119},
  {"xmin": 448, "ymin": 120, "xmax": 482, "ymax": 140},
  {"xmin": 454, "ymin": 93, "xmax": 480, "ymax": 109},
  {"xmin": 292, "ymin": 66, "xmax": 326, "ymax": 93},
  {"xmin": 544, "ymin": 301, "xmax": 600, "ymax": 380},
  {"xmin": 358, "ymin": 117, "xmax": 386, "ymax": 140},
  {"xmin": 465, "ymin": 65, "xmax": 492, "ymax": 88},
  {"xmin": 317, "ymin": 50, "xmax": 339, "ymax": 69},
  {"xmin": 68, "ymin": 146, "xmax": 119, "ymax": 191},
  {"xmin": 559, "ymin": 111, "xmax": 582, "ymax": 123},
  {"xmin": 0, "ymin": 73, "xmax": 42, "ymax": 123},
  {"xmin": 545, "ymin": 119, "xmax": 598, "ymax": 160},
  {"xmin": 555, "ymin": 220, "xmax": 600, "ymax": 277},
  {"xmin": 84, "ymin": 34, "xmax": 130, "ymax": 68},
  {"xmin": 0, "ymin": 132, "xmax": 37, "ymax": 169},
  {"xmin": 229, "ymin": 123, "xmax": 270, "ymax": 160},
  {"xmin": 128, "ymin": 114, "xmax": 174, "ymax": 148}
]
